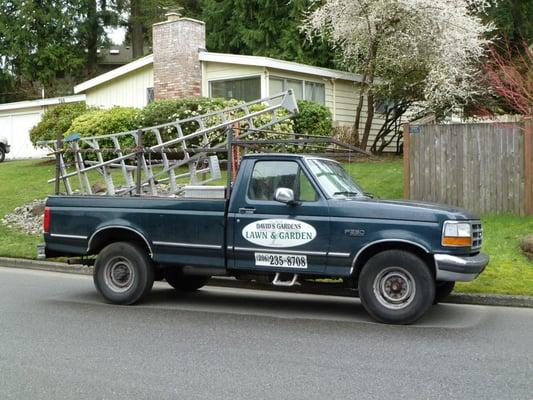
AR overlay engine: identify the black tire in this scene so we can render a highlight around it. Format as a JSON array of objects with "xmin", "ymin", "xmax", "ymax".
[
  {"xmin": 0, "ymin": 147, "xmax": 5, "ymax": 163},
  {"xmin": 433, "ymin": 281, "xmax": 455, "ymax": 304},
  {"xmin": 165, "ymin": 268, "xmax": 210, "ymax": 292},
  {"xmin": 358, "ymin": 250, "xmax": 435, "ymax": 324},
  {"xmin": 94, "ymin": 242, "xmax": 154, "ymax": 305}
]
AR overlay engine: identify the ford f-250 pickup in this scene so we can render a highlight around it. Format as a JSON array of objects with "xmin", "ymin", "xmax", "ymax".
[{"xmin": 42, "ymin": 153, "xmax": 489, "ymax": 324}]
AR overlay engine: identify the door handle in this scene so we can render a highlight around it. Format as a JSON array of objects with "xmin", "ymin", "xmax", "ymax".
[{"xmin": 239, "ymin": 207, "xmax": 256, "ymax": 214}]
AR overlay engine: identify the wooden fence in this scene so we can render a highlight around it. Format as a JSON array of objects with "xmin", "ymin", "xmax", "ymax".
[{"xmin": 403, "ymin": 119, "xmax": 532, "ymax": 215}]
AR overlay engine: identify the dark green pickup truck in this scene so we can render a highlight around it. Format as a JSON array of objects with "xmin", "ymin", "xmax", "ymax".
[{"xmin": 42, "ymin": 153, "xmax": 488, "ymax": 324}]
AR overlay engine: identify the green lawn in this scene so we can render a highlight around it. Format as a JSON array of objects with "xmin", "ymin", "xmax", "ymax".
[{"xmin": 1, "ymin": 157, "xmax": 532, "ymax": 296}]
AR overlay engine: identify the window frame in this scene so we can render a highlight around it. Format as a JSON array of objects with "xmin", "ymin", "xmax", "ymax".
[
  {"xmin": 208, "ymin": 75, "xmax": 262, "ymax": 101},
  {"xmin": 268, "ymin": 75, "xmax": 326, "ymax": 105},
  {"xmin": 245, "ymin": 159, "xmax": 322, "ymax": 204},
  {"xmin": 146, "ymin": 87, "xmax": 154, "ymax": 104}
]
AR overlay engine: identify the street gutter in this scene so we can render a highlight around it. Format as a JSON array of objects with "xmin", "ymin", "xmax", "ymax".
[{"xmin": 1, "ymin": 256, "xmax": 532, "ymax": 308}]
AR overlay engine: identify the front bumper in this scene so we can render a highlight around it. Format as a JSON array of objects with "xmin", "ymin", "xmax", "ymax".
[
  {"xmin": 3, "ymin": 145, "xmax": 10, "ymax": 153},
  {"xmin": 434, "ymin": 252, "xmax": 489, "ymax": 282}
]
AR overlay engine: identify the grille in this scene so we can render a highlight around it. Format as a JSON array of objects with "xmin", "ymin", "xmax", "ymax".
[{"xmin": 471, "ymin": 222, "xmax": 483, "ymax": 250}]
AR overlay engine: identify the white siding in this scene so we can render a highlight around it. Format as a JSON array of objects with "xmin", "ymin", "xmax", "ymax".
[
  {"xmin": 84, "ymin": 65, "xmax": 154, "ymax": 109},
  {"xmin": 330, "ymin": 80, "xmax": 391, "ymax": 151}
]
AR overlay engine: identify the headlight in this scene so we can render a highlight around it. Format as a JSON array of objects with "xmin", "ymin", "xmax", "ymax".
[{"xmin": 442, "ymin": 221, "xmax": 472, "ymax": 247}]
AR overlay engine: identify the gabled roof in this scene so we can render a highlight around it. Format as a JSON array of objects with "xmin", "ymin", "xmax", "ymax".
[
  {"xmin": 74, "ymin": 54, "xmax": 154, "ymax": 94},
  {"xmin": 73, "ymin": 51, "xmax": 364, "ymax": 94},
  {"xmin": 198, "ymin": 52, "xmax": 364, "ymax": 82},
  {"xmin": 0, "ymin": 94, "xmax": 86, "ymax": 112}
]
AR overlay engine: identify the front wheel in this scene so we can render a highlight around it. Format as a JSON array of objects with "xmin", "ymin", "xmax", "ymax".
[
  {"xmin": 94, "ymin": 242, "xmax": 154, "ymax": 305},
  {"xmin": 0, "ymin": 147, "xmax": 5, "ymax": 163},
  {"xmin": 358, "ymin": 250, "xmax": 435, "ymax": 324}
]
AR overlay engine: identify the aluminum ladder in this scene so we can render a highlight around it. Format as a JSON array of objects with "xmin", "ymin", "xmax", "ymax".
[{"xmin": 40, "ymin": 90, "xmax": 298, "ymax": 197}]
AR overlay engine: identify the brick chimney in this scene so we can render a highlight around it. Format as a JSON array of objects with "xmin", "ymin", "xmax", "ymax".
[{"xmin": 152, "ymin": 11, "xmax": 205, "ymax": 100}]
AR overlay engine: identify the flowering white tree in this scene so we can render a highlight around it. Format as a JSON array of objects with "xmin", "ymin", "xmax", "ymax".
[{"xmin": 303, "ymin": 0, "xmax": 493, "ymax": 151}]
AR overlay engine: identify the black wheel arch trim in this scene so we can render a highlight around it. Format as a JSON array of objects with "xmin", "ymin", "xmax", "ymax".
[
  {"xmin": 350, "ymin": 239, "xmax": 431, "ymax": 275},
  {"xmin": 87, "ymin": 225, "xmax": 153, "ymax": 257}
]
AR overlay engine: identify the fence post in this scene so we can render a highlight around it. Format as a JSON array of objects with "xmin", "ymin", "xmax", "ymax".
[
  {"xmin": 403, "ymin": 123, "xmax": 410, "ymax": 199},
  {"xmin": 524, "ymin": 117, "xmax": 532, "ymax": 215}
]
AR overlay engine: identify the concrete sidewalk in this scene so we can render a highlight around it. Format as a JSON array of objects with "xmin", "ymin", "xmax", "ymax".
[{"xmin": 1, "ymin": 256, "xmax": 533, "ymax": 308}]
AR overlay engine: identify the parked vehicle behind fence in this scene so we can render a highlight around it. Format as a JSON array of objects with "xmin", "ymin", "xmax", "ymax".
[{"xmin": 0, "ymin": 136, "xmax": 10, "ymax": 162}]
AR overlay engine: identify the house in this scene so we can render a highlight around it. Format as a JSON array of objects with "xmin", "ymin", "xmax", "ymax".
[
  {"xmin": 0, "ymin": 12, "xmax": 385, "ymax": 160},
  {"xmin": 0, "ymin": 95, "xmax": 85, "ymax": 159},
  {"xmin": 74, "ymin": 12, "xmax": 383, "ymax": 135}
]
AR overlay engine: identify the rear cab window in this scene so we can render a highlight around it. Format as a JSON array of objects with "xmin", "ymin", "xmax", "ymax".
[{"xmin": 247, "ymin": 160, "xmax": 319, "ymax": 202}]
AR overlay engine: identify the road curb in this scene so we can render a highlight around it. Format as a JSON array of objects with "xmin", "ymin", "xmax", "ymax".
[{"xmin": 1, "ymin": 256, "xmax": 533, "ymax": 308}]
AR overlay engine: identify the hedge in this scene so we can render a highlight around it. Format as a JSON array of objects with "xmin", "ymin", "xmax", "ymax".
[
  {"xmin": 30, "ymin": 97, "xmax": 332, "ymax": 157},
  {"xmin": 29, "ymin": 102, "xmax": 89, "ymax": 145},
  {"xmin": 65, "ymin": 107, "xmax": 140, "ymax": 160}
]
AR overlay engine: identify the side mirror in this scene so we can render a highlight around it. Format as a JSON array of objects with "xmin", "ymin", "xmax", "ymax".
[{"xmin": 274, "ymin": 188, "xmax": 296, "ymax": 205}]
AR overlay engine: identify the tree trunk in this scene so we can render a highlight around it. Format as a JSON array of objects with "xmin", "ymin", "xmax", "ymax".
[
  {"xmin": 352, "ymin": 71, "xmax": 367, "ymax": 147},
  {"xmin": 86, "ymin": 0, "xmax": 98, "ymax": 77},
  {"xmin": 360, "ymin": 91, "xmax": 375, "ymax": 150},
  {"xmin": 130, "ymin": 0, "xmax": 144, "ymax": 59},
  {"xmin": 360, "ymin": 42, "xmax": 378, "ymax": 151}
]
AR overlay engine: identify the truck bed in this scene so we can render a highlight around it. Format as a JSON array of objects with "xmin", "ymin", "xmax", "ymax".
[{"xmin": 45, "ymin": 195, "xmax": 227, "ymax": 268}]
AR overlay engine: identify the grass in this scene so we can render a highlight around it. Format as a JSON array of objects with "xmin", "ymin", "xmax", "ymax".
[{"xmin": 1, "ymin": 156, "xmax": 532, "ymax": 296}]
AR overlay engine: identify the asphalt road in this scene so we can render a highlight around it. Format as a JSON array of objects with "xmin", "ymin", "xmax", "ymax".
[{"xmin": 0, "ymin": 267, "xmax": 532, "ymax": 400}]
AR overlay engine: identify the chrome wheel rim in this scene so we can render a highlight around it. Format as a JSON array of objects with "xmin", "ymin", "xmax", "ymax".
[
  {"xmin": 104, "ymin": 257, "xmax": 135, "ymax": 293},
  {"xmin": 373, "ymin": 267, "xmax": 416, "ymax": 310}
]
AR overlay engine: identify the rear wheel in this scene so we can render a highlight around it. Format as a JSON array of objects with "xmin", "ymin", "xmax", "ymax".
[
  {"xmin": 94, "ymin": 242, "xmax": 154, "ymax": 305},
  {"xmin": 358, "ymin": 250, "xmax": 435, "ymax": 324},
  {"xmin": 433, "ymin": 281, "xmax": 455, "ymax": 304},
  {"xmin": 165, "ymin": 268, "xmax": 210, "ymax": 292}
]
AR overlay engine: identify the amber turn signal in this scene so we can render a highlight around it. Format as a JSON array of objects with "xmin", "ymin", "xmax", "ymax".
[{"xmin": 442, "ymin": 236, "xmax": 472, "ymax": 247}]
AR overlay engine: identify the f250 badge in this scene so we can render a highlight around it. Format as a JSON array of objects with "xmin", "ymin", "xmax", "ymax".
[
  {"xmin": 344, "ymin": 229, "xmax": 365, "ymax": 237},
  {"xmin": 242, "ymin": 219, "xmax": 316, "ymax": 248}
]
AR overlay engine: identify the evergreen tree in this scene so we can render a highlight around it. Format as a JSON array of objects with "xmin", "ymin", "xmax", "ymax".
[
  {"xmin": 0, "ymin": 0, "xmax": 86, "ymax": 99},
  {"xmin": 117, "ymin": 0, "xmax": 203, "ymax": 59},
  {"xmin": 202, "ymin": 0, "xmax": 338, "ymax": 68},
  {"xmin": 482, "ymin": 0, "xmax": 533, "ymax": 47}
]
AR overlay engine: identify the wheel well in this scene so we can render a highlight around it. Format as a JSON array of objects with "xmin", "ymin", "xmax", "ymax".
[
  {"xmin": 352, "ymin": 242, "xmax": 435, "ymax": 279},
  {"xmin": 88, "ymin": 228, "xmax": 152, "ymax": 257}
]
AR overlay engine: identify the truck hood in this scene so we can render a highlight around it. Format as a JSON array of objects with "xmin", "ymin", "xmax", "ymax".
[{"xmin": 332, "ymin": 197, "xmax": 479, "ymax": 222}]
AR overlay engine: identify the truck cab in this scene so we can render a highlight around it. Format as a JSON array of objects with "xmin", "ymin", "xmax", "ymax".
[{"xmin": 43, "ymin": 153, "xmax": 489, "ymax": 324}]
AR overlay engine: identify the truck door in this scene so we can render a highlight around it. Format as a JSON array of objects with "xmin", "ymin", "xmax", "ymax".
[{"xmin": 228, "ymin": 158, "xmax": 330, "ymax": 274}]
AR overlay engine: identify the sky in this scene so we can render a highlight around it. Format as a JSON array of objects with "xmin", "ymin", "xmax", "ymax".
[{"xmin": 106, "ymin": 27, "xmax": 126, "ymax": 45}]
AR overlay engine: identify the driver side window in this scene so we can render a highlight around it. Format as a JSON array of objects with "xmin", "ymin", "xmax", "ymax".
[{"xmin": 247, "ymin": 160, "xmax": 318, "ymax": 202}]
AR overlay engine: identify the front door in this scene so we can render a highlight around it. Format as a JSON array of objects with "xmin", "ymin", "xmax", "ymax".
[{"xmin": 230, "ymin": 159, "xmax": 330, "ymax": 274}]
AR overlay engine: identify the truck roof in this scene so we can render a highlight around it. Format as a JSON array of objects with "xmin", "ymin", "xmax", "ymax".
[{"xmin": 241, "ymin": 153, "xmax": 334, "ymax": 162}]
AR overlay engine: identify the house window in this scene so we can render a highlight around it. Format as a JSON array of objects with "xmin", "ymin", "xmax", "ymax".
[
  {"xmin": 209, "ymin": 76, "xmax": 261, "ymax": 101},
  {"xmin": 269, "ymin": 76, "xmax": 325, "ymax": 105},
  {"xmin": 305, "ymin": 81, "xmax": 325, "ymax": 104},
  {"xmin": 147, "ymin": 87, "xmax": 154, "ymax": 104}
]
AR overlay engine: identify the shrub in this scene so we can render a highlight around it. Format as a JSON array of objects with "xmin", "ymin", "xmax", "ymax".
[
  {"xmin": 66, "ymin": 107, "xmax": 141, "ymax": 160},
  {"xmin": 66, "ymin": 106, "xmax": 140, "ymax": 137},
  {"xmin": 293, "ymin": 100, "xmax": 333, "ymax": 136},
  {"xmin": 29, "ymin": 102, "xmax": 89, "ymax": 145},
  {"xmin": 137, "ymin": 97, "xmax": 232, "ymax": 127}
]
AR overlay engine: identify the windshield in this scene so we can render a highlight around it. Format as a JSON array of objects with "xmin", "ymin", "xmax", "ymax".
[{"xmin": 306, "ymin": 159, "xmax": 365, "ymax": 198}]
